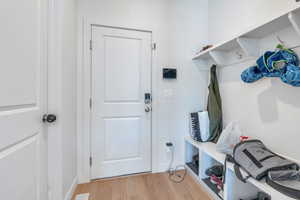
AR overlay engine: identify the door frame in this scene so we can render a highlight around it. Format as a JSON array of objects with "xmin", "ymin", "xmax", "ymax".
[
  {"xmin": 77, "ymin": 18, "xmax": 160, "ymax": 183},
  {"xmin": 47, "ymin": 0, "xmax": 63, "ymax": 199},
  {"xmin": 47, "ymin": 0, "xmax": 78, "ymax": 200}
]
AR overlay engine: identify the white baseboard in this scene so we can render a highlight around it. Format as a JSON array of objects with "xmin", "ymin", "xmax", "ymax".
[
  {"xmin": 74, "ymin": 193, "xmax": 90, "ymax": 200},
  {"xmin": 157, "ymin": 162, "xmax": 170, "ymax": 173},
  {"xmin": 157, "ymin": 161, "xmax": 184, "ymax": 173},
  {"xmin": 64, "ymin": 176, "xmax": 78, "ymax": 200}
]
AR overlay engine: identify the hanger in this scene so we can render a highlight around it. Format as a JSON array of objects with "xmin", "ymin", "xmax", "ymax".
[{"xmin": 276, "ymin": 35, "xmax": 300, "ymax": 50}]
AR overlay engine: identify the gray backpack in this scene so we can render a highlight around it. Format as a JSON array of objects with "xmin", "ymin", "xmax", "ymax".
[{"xmin": 232, "ymin": 140, "xmax": 299, "ymax": 182}]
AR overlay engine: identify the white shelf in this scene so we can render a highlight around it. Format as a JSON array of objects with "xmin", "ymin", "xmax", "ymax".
[
  {"xmin": 243, "ymin": 13, "xmax": 291, "ymax": 38},
  {"xmin": 225, "ymin": 162, "xmax": 294, "ymax": 200},
  {"xmin": 193, "ymin": 6, "xmax": 300, "ymax": 68},
  {"xmin": 185, "ymin": 136, "xmax": 225, "ymax": 164},
  {"xmin": 193, "ymin": 38, "xmax": 240, "ymax": 61},
  {"xmin": 185, "ymin": 136, "xmax": 296, "ymax": 200},
  {"xmin": 193, "ymin": 50, "xmax": 211, "ymax": 60}
]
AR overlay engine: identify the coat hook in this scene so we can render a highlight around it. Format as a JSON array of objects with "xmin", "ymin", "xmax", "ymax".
[
  {"xmin": 276, "ymin": 35, "xmax": 286, "ymax": 46},
  {"xmin": 236, "ymin": 51, "xmax": 243, "ymax": 59}
]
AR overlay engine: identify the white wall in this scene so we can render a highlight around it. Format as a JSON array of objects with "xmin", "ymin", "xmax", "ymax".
[
  {"xmin": 208, "ymin": 0, "xmax": 300, "ymax": 44},
  {"xmin": 77, "ymin": 0, "xmax": 209, "ymax": 182},
  {"xmin": 166, "ymin": 0, "xmax": 208, "ymax": 168},
  {"xmin": 48, "ymin": 0, "xmax": 77, "ymax": 199},
  {"xmin": 208, "ymin": 1, "xmax": 300, "ymax": 161}
]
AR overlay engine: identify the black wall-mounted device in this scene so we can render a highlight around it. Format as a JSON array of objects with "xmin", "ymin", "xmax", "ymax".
[
  {"xmin": 163, "ymin": 68, "xmax": 177, "ymax": 79},
  {"xmin": 144, "ymin": 93, "xmax": 151, "ymax": 104}
]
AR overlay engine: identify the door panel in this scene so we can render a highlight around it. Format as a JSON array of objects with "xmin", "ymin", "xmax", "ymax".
[
  {"xmin": 0, "ymin": 110, "xmax": 40, "ymax": 151},
  {"xmin": 104, "ymin": 36, "xmax": 141, "ymax": 102},
  {"xmin": 0, "ymin": 137, "xmax": 38, "ymax": 200},
  {"xmin": 104, "ymin": 117, "xmax": 141, "ymax": 161},
  {"xmin": 91, "ymin": 26, "xmax": 152, "ymax": 179},
  {"xmin": 0, "ymin": 0, "xmax": 40, "ymax": 107},
  {"xmin": 0, "ymin": 0, "xmax": 47, "ymax": 199}
]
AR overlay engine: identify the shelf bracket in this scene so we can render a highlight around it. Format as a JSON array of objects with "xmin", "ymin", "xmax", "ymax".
[
  {"xmin": 237, "ymin": 37, "xmax": 260, "ymax": 58},
  {"xmin": 288, "ymin": 12, "xmax": 300, "ymax": 37}
]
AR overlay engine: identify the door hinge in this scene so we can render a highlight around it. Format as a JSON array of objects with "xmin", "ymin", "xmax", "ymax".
[
  {"xmin": 151, "ymin": 43, "xmax": 157, "ymax": 50},
  {"xmin": 89, "ymin": 40, "xmax": 93, "ymax": 51},
  {"xmin": 90, "ymin": 157, "xmax": 92, "ymax": 167},
  {"xmin": 89, "ymin": 98, "xmax": 92, "ymax": 109}
]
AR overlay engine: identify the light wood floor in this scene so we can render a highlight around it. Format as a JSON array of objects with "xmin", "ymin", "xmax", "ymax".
[{"xmin": 72, "ymin": 172, "xmax": 211, "ymax": 200}]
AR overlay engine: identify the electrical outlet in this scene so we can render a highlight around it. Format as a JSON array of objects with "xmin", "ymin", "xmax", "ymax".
[
  {"xmin": 165, "ymin": 142, "xmax": 173, "ymax": 152},
  {"xmin": 166, "ymin": 147, "xmax": 171, "ymax": 153}
]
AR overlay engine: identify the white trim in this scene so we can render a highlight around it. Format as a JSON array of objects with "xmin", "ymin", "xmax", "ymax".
[
  {"xmin": 77, "ymin": 17, "xmax": 160, "ymax": 183},
  {"xmin": 150, "ymin": 30, "xmax": 159, "ymax": 174},
  {"xmin": 47, "ymin": 0, "xmax": 62, "ymax": 199},
  {"xmin": 74, "ymin": 193, "xmax": 90, "ymax": 200},
  {"xmin": 47, "ymin": 0, "xmax": 64, "ymax": 199},
  {"xmin": 39, "ymin": 0, "xmax": 50, "ymax": 199},
  {"xmin": 47, "ymin": 0, "xmax": 78, "ymax": 199},
  {"xmin": 64, "ymin": 177, "xmax": 78, "ymax": 200},
  {"xmin": 77, "ymin": 17, "xmax": 91, "ymax": 183},
  {"xmin": 76, "ymin": 17, "xmax": 84, "ymax": 183}
]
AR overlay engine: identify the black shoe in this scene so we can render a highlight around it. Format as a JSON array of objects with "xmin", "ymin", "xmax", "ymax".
[{"xmin": 205, "ymin": 165, "xmax": 223, "ymax": 177}]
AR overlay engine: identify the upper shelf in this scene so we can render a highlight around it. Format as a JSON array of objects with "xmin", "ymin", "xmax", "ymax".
[
  {"xmin": 193, "ymin": 6, "xmax": 300, "ymax": 66},
  {"xmin": 244, "ymin": 13, "xmax": 291, "ymax": 38},
  {"xmin": 193, "ymin": 39, "xmax": 239, "ymax": 60}
]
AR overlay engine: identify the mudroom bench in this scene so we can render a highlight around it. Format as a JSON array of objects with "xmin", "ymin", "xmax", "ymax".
[{"xmin": 185, "ymin": 136, "xmax": 296, "ymax": 200}]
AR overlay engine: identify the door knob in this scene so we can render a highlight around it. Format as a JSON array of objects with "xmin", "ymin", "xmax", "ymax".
[
  {"xmin": 145, "ymin": 93, "xmax": 152, "ymax": 113},
  {"xmin": 43, "ymin": 114, "xmax": 57, "ymax": 123}
]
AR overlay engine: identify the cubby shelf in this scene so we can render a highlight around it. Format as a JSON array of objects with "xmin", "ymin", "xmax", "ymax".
[
  {"xmin": 193, "ymin": 6, "xmax": 300, "ymax": 68},
  {"xmin": 185, "ymin": 136, "xmax": 295, "ymax": 200}
]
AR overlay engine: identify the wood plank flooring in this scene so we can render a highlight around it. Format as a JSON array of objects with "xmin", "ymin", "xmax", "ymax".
[{"xmin": 72, "ymin": 172, "xmax": 211, "ymax": 200}]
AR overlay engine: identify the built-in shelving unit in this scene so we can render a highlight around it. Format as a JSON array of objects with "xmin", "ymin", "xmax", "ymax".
[
  {"xmin": 188, "ymin": 5, "xmax": 300, "ymax": 200},
  {"xmin": 193, "ymin": 7, "xmax": 300, "ymax": 69},
  {"xmin": 185, "ymin": 136, "xmax": 296, "ymax": 200}
]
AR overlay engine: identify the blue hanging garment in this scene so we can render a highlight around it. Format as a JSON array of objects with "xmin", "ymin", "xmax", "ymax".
[{"xmin": 241, "ymin": 46, "xmax": 300, "ymax": 87}]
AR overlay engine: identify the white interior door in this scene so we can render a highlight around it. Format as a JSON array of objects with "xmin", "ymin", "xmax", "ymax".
[
  {"xmin": 0, "ymin": 0, "xmax": 48, "ymax": 200},
  {"xmin": 91, "ymin": 26, "xmax": 152, "ymax": 179}
]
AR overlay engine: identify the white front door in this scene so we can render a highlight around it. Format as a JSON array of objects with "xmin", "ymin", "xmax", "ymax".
[
  {"xmin": 0, "ymin": 0, "xmax": 48, "ymax": 200},
  {"xmin": 91, "ymin": 26, "xmax": 152, "ymax": 179}
]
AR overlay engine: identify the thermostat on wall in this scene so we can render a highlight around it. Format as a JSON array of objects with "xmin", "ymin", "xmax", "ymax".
[{"xmin": 163, "ymin": 68, "xmax": 177, "ymax": 79}]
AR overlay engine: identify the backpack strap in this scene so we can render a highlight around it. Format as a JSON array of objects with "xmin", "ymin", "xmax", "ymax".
[
  {"xmin": 223, "ymin": 155, "xmax": 234, "ymax": 183},
  {"xmin": 223, "ymin": 155, "xmax": 251, "ymax": 184},
  {"xmin": 234, "ymin": 164, "xmax": 251, "ymax": 183}
]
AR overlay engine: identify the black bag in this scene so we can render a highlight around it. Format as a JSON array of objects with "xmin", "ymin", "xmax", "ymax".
[
  {"xmin": 266, "ymin": 170, "xmax": 300, "ymax": 200},
  {"xmin": 239, "ymin": 192, "xmax": 271, "ymax": 200}
]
